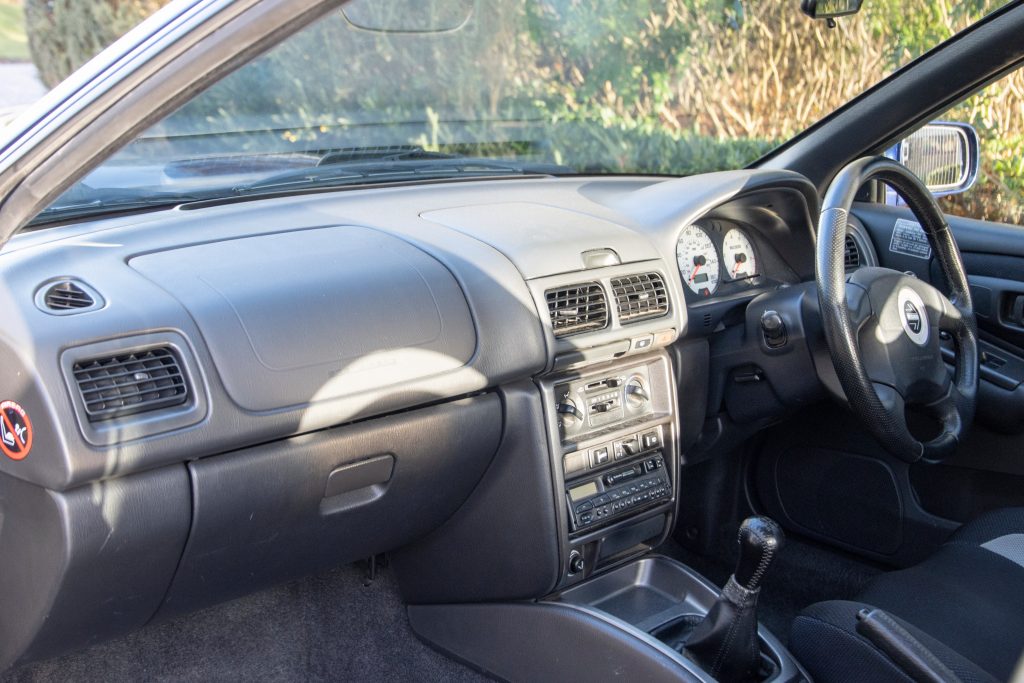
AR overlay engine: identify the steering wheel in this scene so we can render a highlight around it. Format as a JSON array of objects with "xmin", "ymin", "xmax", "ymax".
[{"xmin": 816, "ymin": 156, "xmax": 978, "ymax": 463}]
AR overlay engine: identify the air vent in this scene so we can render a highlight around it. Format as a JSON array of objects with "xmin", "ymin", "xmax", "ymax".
[
  {"xmin": 37, "ymin": 280, "xmax": 102, "ymax": 314},
  {"xmin": 844, "ymin": 234, "xmax": 863, "ymax": 270},
  {"xmin": 546, "ymin": 283, "xmax": 608, "ymax": 338},
  {"xmin": 611, "ymin": 272, "xmax": 670, "ymax": 323},
  {"xmin": 72, "ymin": 347, "xmax": 188, "ymax": 422}
]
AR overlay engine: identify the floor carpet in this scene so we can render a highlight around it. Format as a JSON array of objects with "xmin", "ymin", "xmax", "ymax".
[
  {"xmin": 3, "ymin": 563, "xmax": 489, "ymax": 682},
  {"xmin": 2, "ymin": 535, "xmax": 882, "ymax": 680}
]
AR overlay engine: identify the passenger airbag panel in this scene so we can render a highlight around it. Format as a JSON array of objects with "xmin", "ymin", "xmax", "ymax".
[{"xmin": 130, "ymin": 226, "xmax": 476, "ymax": 412}]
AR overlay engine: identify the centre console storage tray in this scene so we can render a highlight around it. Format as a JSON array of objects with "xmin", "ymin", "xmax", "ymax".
[
  {"xmin": 553, "ymin": 555, "xmax": 808, "ymax": 683},
  {"xmin": 555, "ymin": 555, "xmax": 718, "ymax": 633}
]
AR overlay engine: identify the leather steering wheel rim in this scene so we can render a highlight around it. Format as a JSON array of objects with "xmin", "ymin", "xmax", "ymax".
[{"xmin": 816, "ymin": 156, "xmax": 978, "ymax": 463}]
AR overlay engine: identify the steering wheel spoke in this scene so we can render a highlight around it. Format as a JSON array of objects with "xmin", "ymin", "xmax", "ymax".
[
  {"xmin": 938, "ymin": 295, "xmax": 967, "ymax": 334},
  {"xmin": 872, "ymin": 382, "xmax": 905, "ymax": 415}
]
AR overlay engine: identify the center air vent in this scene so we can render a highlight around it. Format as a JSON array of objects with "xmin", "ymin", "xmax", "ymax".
[
  {"xmin": 546, "ymin": 283, "xmax": 608, "ymax": 338},
  {"xmin": 844, "ymin": 234, "xmax": 863, "ymax": 270},
  {"xmin": 36, "ymin": 279, "xmax": 103, "ymax": 315},
  {"xmin": 611, "ymin": 272, "xmax": 670, "ymax": 323},
  {"xmin": 72, "ymin": 347, "xmax": 189, "ymax": 422}
]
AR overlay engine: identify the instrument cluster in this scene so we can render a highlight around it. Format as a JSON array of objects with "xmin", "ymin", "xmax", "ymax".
[{"xmin": 676, "ymin": 220, "xmax": 761, "ymax": 299}]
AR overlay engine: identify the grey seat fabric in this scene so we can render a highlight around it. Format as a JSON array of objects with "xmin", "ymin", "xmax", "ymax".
[{"xmin": 791, "ymin": 508, "xmax": 1024, "ymax": 683}]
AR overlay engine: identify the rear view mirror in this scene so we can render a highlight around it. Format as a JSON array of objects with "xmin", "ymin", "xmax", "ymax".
[
  {"xmin": 800, "ymin": 0, "xmax": 864, "ymax": 20},
  {"xmin": 890, "ymin": 121, "xmax": 980, "ymax": 197},
  {"xmin": 342, "ymin": 0, "xmax": 474, "ymax": 33}
]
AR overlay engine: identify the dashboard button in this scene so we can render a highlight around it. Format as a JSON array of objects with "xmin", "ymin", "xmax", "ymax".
[
  {"xmin": 630, "ymin": 335, "xmax": 654, "ymax": 352},
  {"xmin": 653, "ymin": 329, "xmax": 676, "ymax": 346},
  {"xmin": 591, "ymin": 446, "xmax": 610, "ymax": 466},
  {"xmin": 564, "ymin": 451, "xmax": 587, "ymax": 475}
]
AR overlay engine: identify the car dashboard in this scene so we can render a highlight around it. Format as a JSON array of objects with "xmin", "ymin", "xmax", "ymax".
[{"xmin": 0, "ymin": 168, "xmax": 822, "ymax": 667}]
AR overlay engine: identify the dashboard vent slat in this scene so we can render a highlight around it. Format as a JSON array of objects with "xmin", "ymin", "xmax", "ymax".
[
  {"xmin": 546, "ymin": 283, "xmax": 608, "ymax": 337},
  {"xmin": 844, "ymin": 234, "xmax": 863, "ymax": 270},
  {"xmin": 72, "ymin": 347, "xmax": 189, "ymax": 422},
  {"xmin": 43, "ymin": 281, "xmax": 95, "ymax": 311},
  {"xmin": 611, "ymin": 272, "xmax": 670, "ymax": 323}
]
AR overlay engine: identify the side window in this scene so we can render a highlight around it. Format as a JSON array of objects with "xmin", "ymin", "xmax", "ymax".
[{"xmin": 936, "ymin": 69, "xmax": 1024, "ymax": 226}]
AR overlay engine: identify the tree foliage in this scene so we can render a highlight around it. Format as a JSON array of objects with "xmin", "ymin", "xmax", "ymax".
[{"xmin": 24, "ymin": 0, "xmax": 169, "ymax": 88}]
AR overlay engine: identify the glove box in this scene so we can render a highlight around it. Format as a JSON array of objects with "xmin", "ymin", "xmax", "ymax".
[{"xmin": 158, "ymin": 394, "xmax": 501, "ymax": 618}]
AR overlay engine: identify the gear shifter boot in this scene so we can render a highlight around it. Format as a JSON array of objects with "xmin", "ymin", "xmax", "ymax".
[{"xmin": 684, "ymin": 516, "xmax": 784, "ymax": 682}]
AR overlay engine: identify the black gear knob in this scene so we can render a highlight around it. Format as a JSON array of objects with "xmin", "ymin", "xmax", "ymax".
[
  {"xmin": 683, "ymin": 516, "xmax": 784, "ymax": 681},
  {"xmin": 733, "ymin": 516, "xmax": 785, "ymax": 591}
]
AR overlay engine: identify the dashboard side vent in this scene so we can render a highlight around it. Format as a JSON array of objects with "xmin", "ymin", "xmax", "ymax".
[
  {"xmin": 611, "ymin": 272, "xmax": 670, "ymax": 323},
  {"xmin": 39, "ymin": 280, "xmax": 101, "ymax": 314},
  {"xmin": 72, "ymin": 347, "xmax": 189, "ymax": 422},
  {"xmin": 546, "ymin": 283, "xmax": 608, "ymax": 337},
  {"xmin": 844, "ymin": 234, "xmax": 863, "ymax": 270}
]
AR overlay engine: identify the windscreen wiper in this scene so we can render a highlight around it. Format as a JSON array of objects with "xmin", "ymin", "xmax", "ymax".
[{"xmin": 233, "ymin": 150, "xmax": 572, "ymax": 195}]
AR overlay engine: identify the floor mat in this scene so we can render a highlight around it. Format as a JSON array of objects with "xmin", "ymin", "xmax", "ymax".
[
  {"xmin": 662, "ymin": 535, "xmax": 883, "ymax": 645},
  {"xmin": 3, "ymin": 563, "xmax": 489, "ymax": 682}
]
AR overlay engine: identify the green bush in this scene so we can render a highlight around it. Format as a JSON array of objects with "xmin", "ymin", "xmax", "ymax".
[{"xmin": 24, "ymin": 0, "xmax": 169, "ymax": 88}]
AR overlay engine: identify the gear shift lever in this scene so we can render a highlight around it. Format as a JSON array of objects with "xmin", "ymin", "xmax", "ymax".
[{"xmin": 684, "ymin": 516, "xmax": 785, "ymax": 682}]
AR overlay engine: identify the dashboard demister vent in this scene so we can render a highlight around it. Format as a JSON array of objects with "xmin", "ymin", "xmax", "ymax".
[
  {"xmin": 611, "ymin": 272, "xmax": 670, "ymax": 323},
  {"xmin": 546, "ymin": 283, "xmax": 608, "ymax": 337},
  {"xmin": 844, "ymin": 234, "xmax": 863, "ymax": 270},
  {"xmin": 38, "ymin": 280, "xmax": 102, "ymax": 314},
  {"xmin": 73, "ymin": 347, "xmax": 188, "ymax": 422}
]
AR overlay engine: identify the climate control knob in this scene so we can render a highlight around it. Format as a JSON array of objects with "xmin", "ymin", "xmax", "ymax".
[
  {"xmin": 625, "ymin": 377, "xmax": 650, "ymax": 410},
  {"xmin": 556, "ymin": 398, "xmax": 583, "ymax": 436}
]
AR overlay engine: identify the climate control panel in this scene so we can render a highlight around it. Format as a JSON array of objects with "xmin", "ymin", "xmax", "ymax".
[{"xmin": 555, "ymin": 365, "xmax": 657, "ymax": 444}]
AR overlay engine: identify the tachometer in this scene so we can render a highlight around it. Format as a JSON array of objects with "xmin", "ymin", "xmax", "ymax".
[
  {"xmin": 677, "ymin": 224, "xmax": 720, "ymax": 296},
  {"xmin": 723, "ymin": 229, "xmax": 758, "ymax": 280}
]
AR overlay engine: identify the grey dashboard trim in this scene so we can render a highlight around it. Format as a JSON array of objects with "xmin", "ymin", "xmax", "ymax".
[
  {"xmin": 422, "ymin": 202, "xmax": 662, "ymax": 280},
  {"xmin": 0, "ymin": 172, "xmax": 818, "ymax": 489}
]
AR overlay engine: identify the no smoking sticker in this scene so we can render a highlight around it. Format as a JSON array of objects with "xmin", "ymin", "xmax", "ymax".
[{"xmin": 0, "ymin": 400, "xmax": 33, "ymax": 461}]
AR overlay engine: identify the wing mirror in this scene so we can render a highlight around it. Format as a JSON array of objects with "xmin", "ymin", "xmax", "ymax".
[{"xmin": 887, "ymin": 121, "xmax": 980, "ymax": 198}]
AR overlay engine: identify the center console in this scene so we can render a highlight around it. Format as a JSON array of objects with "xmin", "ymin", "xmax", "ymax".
[
  {"xmin": 404, "ymin": 261, "xmax": 809, "ymax": 681},
  {"xmin": 541, "ymin": 352, "xmax": 679, "ymax": 587}
]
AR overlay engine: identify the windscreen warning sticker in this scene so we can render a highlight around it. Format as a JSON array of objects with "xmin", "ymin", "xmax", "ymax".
[
  {"xmin": 0, "ymin": 400, "xmax": 33, "ymax": 461},
  {"xmin": 889, "ymin": 218, "xmax": 932, "ymax": 260}
]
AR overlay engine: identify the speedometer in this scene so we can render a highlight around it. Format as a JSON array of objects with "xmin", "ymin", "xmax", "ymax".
[
  {"xmin": 723, "ymin": 229, "xmax": 758, "ymax": 280},
  {"xmin": 676, "ymin": 224, "xmax": 720, "ymax": 296}
]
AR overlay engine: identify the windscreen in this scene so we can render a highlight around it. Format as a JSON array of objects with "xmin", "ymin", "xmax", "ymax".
[{"xmin": 34, "ymin": 0, "xmax": 1010, "ymax": 224}]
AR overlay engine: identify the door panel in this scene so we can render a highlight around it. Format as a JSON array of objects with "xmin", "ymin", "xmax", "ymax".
[{"xmin": 851, "ymin": 202, "xmax": 1024, "ymax": 522}]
